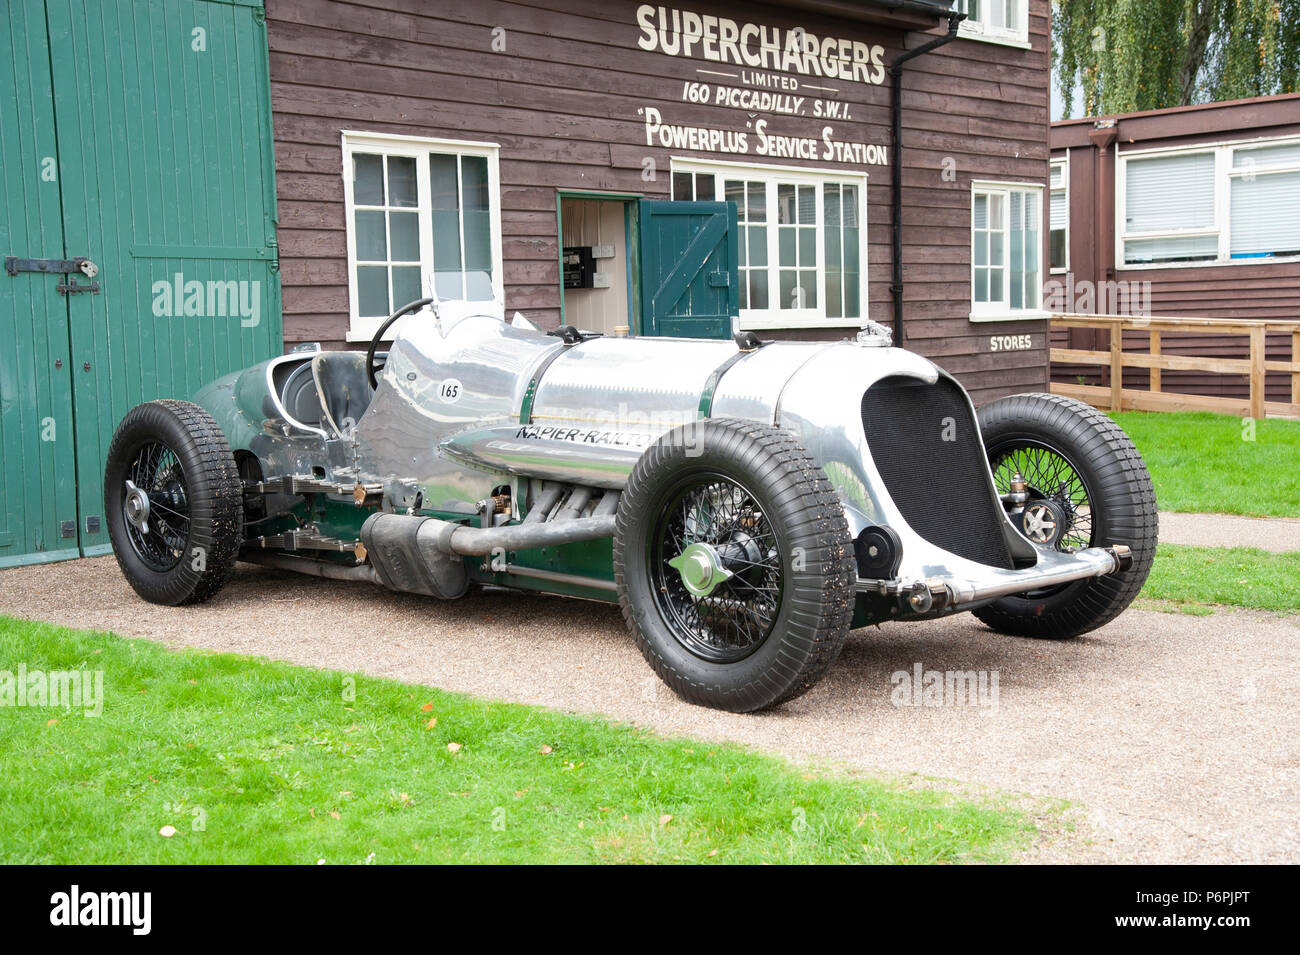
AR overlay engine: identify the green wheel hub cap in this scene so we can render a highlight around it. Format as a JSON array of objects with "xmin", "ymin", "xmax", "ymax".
[{"xmin": 667, "ymin": 542, "xmax": 734, "ymax": 598}]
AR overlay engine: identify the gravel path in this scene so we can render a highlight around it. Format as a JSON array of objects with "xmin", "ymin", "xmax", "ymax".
[
  {"xmin": 2, "ymin": 555, "xmax": 1296, "ymax": 864},
  {"xmin": 1158, "ymin": 511, "xmax": 1300, "ymax": 552}
]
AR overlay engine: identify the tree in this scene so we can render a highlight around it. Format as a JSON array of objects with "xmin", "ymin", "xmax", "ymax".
[{"xmin": 1053, "ymin": 0, "xmax": 1300, "ymax": 117}]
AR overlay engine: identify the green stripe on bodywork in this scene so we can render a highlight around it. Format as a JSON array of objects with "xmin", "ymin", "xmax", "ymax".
[
  {"xmin": 698, "ymin": 370, "xmax": 723, "ymax": 418},
  {"xmin": 519, "ymin": 378, "xmax": 541, "ymax": 425}
]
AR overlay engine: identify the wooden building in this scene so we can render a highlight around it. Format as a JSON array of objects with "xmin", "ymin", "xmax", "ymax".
[
  {"xmin": 2, "ymin": 0, "xmax": 1054, "ymax": 568},
  {"xmin": 1050, "ymin": 94, "xmax": 1300, "ymax": 405},
  {"xmin": 268, "ymin": 0, "xmax": 1055, "ymax": 404}
]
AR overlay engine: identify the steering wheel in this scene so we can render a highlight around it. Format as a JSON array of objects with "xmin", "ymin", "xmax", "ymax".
[{"xmin": 366, "ymin": 297, "xmax": 434, "ymax": 390}]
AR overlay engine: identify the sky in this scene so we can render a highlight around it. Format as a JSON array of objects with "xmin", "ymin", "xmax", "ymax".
[{"xmin": 1051, "ymin": 76, "xmax": 1069, "ymax": 121}]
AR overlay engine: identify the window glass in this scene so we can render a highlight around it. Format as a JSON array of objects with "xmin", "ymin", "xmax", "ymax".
[
  {"xmin": 346, "ymin": 137, "xmax": 499, "ymax": 328},
  {"xmin": 1119, "ymin": 139, "xmax": 1300, "ymax": 266},
  {"xmin": 956, "ymin": 0, "xmax": 1027, "ymax": 41},
  {"xmin": 1049, "ymin": 162, "xmax": 1068, "ymax": 271},
  {"xmin": 1231, "ymin": 170, "xmax": 1300, "ymax": 257},
  {"xmin": 679, "ymin": 165, "xmax": 865, "ymax": 323},
  {"xmin": 672, "ymin": 171, "xmax": 694, "ymax": 201},
  {"xmin": 972, "ymin": 184, "xmax": 1040, "ymax": 314}
]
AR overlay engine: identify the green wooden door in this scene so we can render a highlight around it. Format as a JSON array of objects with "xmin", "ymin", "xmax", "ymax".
[
  {"xmin": 0, "ymin": 0, "xmax": 280, "ymax": 565},
  {"xmin": 0, "ymin": 0, "xmax": 81, "ymax": 567},
  {"xmin": 637, "ymin": 200, "xmax": 738, "ymax": 338}
]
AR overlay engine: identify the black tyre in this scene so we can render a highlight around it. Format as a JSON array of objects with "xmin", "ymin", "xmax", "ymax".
[
  {"xmin": 613, "ymin": 418, "xmax": 856, "ymax": 712},
  {"xmin": 104, "ymin": 400, "xmax": 243, "ymax": 606},
  {"xmin": 974, "ymin": 393, "xmax": 1158, "ymax": 638}
]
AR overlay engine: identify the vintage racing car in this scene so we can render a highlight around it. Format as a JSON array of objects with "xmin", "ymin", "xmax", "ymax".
[{"xmin": 104, "ymin": 293, "xmax": 1157, "ymax": 712}]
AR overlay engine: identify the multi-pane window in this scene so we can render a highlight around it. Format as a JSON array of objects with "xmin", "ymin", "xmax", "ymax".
[
  {"xmin": 1049, "ymin": 159, "xmax": 1068, "ymax": 272},
  {"xmin": 955, "ymin": 0, "xmax": 1029, "ymax": 45},
  {"xmin": 777, "ymin": 183, "xmax": 817, "ymax": 309},
  {"xmin": 671, "ymin": 170, "xmax": 716, "ymax": 201},
  {"xmin": 823, "ymin": 183, "xmax": 862, "ymax": 320},
  {"xmin": 352, "ymin": 154, "xmax": 423, "ymax": 320},
  {"xmin": 723, "ymin": 179, "xmax": 769, "ymax": 310},
  {"xmin": 972, "ymin": 183, "xmax": 1041, "ymax": 317},
  {"xmin": 672, "ymin": 161, "xmax": 867, "ymax": 328},
  {"xmin": 428, "ymin": 153, "xmax": 494, "ymax": 301},
  {"xmin": 343, "ymin": 133, "xmax": 502, "ymax": 335},
  {"xmin": 1120, "ymin": 138, "xmax": 1300, "ymax": 266}
]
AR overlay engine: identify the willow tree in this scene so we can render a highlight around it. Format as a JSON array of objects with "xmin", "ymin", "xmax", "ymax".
[{"xmin": 1054, "ymin": 0, "xmax": 1300, "ymax": 117}]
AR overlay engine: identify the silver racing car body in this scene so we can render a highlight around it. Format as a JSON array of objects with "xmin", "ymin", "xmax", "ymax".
[{"xmin": 105, "ymin": 298, "xmax": 1157, "ymax": 711}]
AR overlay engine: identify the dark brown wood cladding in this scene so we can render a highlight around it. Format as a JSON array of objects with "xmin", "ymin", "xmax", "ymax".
[
  {"xmin": 1050, "ymin": 95, "xmax": 1300, "ymax": 404},
  {"xmin": 268, "ymin": 0, "xmax": 1052, "ymax": 404}
]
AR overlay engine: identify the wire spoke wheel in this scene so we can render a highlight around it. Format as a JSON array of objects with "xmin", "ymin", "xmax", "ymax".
[
  {"xmin": 121, "ymin": 440, "xmax": 191, "ymax": 571},
  {"xmin": 614, "ymin": 418, "xmax": 854, "ymax": 712},
  {"xmin": 650, "ymin": 473, "xmax": 783, "ymax": 664},
  {"xmin": 106, "ymin": 400, "xmax": 242, "ymax": 606},
  {"xmin": 989, "ymin": 440, "xmax": 1094, "ymax": 552},
  {"xmin": 975, "ymin": 393, "xmax": 1158, "ymax": 640}
]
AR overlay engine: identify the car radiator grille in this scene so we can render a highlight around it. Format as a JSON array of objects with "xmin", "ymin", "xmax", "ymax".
[{"xmin": 860, "ymin": 375, "xmax": 1014, "ymax": 570}]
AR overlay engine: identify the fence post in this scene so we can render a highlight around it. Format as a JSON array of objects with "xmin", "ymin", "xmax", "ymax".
[
  {"xmin": 1293, "ymin": 329, "xmax": 1300, "ymax": 408},
  {"xmin": 1149, "ymin": 329, "xmax": 1161, "ymax": 395},
  {"xmin": 1109, "ymin": 319, "xmax": 1123, "ymax": 411},
  {"xmin": 1249, "ymin": 326, "xmax": 1266, "ymax": 420}
]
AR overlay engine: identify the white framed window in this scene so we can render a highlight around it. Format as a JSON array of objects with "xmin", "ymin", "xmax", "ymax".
[
  {"xmin": 671, "ymin": 159, "xmax": 868, "ymax": 329},
  {"xmin": 1049, "ymin": 157, "xmax": 1068, "ymax": 273},
  {"xmin": 955, "ymin": 0, "xmax": 1030, "ymax": 48},
  {"xmin": 342, "ymin": 131, "xmax": 503, "ymax": 339},
  {"xmin": 1232, "ymin": 142, "xmax": 1300, "ymax": 258},
  {"xmin": 1118, "ymin": 136, "xmax": 1300, "ymax": 268},
  {"xmin": 970, "ymin": 180, "xmax": 1045, "ymax": 321}
]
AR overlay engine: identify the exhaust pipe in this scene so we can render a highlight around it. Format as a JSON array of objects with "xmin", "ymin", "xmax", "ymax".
[
  {"xmin": 413, "ymin": 512, "xmax": 615, "ymax": 556},
  {"xmin": 239, "ymin": 550, "xmax": 381, "ymax": 584},
  {"xmin": 360, "ymin": 488, "xmax": 618, "ymax": 598}
]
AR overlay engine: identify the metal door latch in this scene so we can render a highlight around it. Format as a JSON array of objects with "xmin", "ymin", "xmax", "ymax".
[
  {"xmin": 57, "ymin": 278, "xmax": 100, "ymax": 295},
  {"xmin": 5, "ymin": 256, "xmax": 98, "ymax": 278}
]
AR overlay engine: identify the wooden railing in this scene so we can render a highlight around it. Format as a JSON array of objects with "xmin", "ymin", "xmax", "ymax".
[{"xmin": 1050, "ymin": 313, "xmax": 1300, "ymax": 420}]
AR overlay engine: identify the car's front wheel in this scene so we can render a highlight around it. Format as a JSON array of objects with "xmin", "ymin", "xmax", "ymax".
[
  {"xmin": 975, "ymin": 393, "xmax": 1158, "ymax": 638},
  {"xmin": 104, "ymin": 400, "xmax": 243, "ymax": 605},
  {"xmin": 613, "ymin": 418, "xmax": 856, "ymax": 712}
]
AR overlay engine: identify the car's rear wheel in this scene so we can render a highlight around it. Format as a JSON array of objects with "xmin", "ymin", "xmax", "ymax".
[
  {"xmin": 614, "ymin": 418, "xmax": 856, "ymax": 712},
  {"xmin": 105, "ymin": 400, "xmax": 243, "ymax": 605},
  {"xmin": 974, "ymin": 393, "xmax": 1158, "ymax": 638}
]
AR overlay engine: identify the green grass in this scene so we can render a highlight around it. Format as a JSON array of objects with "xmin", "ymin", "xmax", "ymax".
[
  {"xmin": 1109, "ymin": 411, "xmax": 1300, "ymax": 517},
  {"xmin": 1139, "ymin": 544, "xmax": 1300, "ymax": 615},
  {"xmin": 0, "ymin": 616, "xmax": 1029, "ymax": 864}
]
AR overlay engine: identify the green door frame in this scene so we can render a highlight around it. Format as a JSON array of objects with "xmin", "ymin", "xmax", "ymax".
[{"xmin": 555, "ymin": 190, "xmax": 643, "ymax": 334}]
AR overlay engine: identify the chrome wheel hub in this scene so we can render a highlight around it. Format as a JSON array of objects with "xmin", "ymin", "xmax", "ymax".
[
  {"xmin": 124, "ymin": 479, "xmax": 151, "ymax": 533},
  {"xmin": 667, "ymin": 542, "xmax": 734, "ymax": 597},
  {"xmin": 1021, "ymin": 501, "xmax": 1060, "ymax": 545}
]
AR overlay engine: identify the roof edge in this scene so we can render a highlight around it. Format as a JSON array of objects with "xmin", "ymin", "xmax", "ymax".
[{"xmin": 1052, "ymin": 91, "xmax": 1300, "ymax": 128}]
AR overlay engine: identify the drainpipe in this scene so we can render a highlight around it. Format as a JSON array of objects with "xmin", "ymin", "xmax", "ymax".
[{"xmin": 888, "ymin": 11, "xmax": 965, "ymax": 346}]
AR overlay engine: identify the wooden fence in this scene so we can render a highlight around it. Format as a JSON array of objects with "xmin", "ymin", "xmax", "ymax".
[{"xmin": 1050, "ymin": 314, "xmax": 1300, "ymax": 420}]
